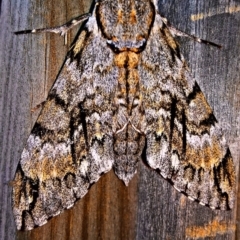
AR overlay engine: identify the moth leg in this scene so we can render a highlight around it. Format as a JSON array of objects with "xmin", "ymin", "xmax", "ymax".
[
  {"xmin": 160, "ymin": 16, "xmax": 221, "ymax": 48},
  {"xmin": 14, "ymin": 13, "xmax": 91, "ymax": 36}
]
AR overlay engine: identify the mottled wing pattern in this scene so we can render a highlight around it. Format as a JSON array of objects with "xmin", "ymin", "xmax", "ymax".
[
  {"xmin": 139, "ymin": 14, "xmax": 235, "ymax": 210},
  {"xmin": 12, "ymin": 16, "xmax": 117, "ymax": 230}
]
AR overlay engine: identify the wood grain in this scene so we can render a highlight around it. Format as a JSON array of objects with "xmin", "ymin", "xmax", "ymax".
[{"xmin": 0, "ymin": 0, "xmax": 239, "ymax": 239}]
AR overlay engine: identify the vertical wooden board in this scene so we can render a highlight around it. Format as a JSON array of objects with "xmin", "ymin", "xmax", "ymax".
[{"xmin": 137, "ymin": 0, "xmax": 240, "ymax": 239}]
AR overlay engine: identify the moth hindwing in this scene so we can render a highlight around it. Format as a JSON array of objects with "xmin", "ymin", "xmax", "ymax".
[{"xmin": 13, "ymin": 0, "xmax": 236, "ymax": 231}]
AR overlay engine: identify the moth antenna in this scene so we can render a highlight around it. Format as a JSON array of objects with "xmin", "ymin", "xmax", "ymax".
[
  {"xmin": 14, "ymin": 13, "xmax": 91, "ymax": 37},
  {"xmin": 160, "ymin": 15, "xmax": 222, "ymax": 48}
]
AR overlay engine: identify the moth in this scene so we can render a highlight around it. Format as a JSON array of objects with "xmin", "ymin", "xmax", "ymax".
[{"xmin": 13, "ymin": 0, "xmax": 236, "ymax": 231}]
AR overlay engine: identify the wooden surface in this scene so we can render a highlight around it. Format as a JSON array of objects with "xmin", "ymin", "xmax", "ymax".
[{"xmin": 0, "ymin": 0, "xmax": 239, "ymax": 239}]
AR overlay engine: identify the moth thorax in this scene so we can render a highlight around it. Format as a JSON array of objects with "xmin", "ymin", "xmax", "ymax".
[{"xmin": 114, "ymin": 52, "xmax": 139, "ymax": 68}]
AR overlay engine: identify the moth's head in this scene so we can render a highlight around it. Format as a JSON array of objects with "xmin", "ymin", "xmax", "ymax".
[{"xmin": 96, "ymin": 0, "xmax": 156, "ymax": 52}]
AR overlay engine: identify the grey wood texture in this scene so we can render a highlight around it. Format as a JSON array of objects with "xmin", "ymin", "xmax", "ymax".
[{"xmin": 0, "ymin": 0, "xmax": 239, "ymax": 239}]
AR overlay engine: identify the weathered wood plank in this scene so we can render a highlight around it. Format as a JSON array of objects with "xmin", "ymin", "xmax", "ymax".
[{"xmin": 0, "ymin": 0, "xmax": 239, "ymax": 239}]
